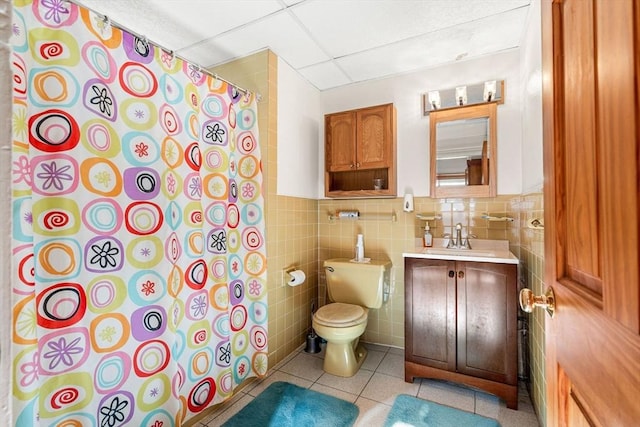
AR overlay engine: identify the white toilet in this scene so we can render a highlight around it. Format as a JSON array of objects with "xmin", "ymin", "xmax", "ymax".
[{"xmin": 312, "ymin": 258, "xmax": 391, "ymax": 377}]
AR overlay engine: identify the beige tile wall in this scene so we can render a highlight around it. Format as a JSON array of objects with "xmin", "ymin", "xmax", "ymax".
[
  {"xmin": 267, "ymin": 195, "xmax": 318, "ymax": 362},
  {"xmin": 510, "ymin": 192, "xmax": 546, "ymax": 424}
]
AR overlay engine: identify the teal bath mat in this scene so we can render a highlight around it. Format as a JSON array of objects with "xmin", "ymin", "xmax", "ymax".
[
  {"xmin": 223, "ymin": 381, "xmax": 359, "ymax": 427},
  {"xmin": 384, "ymin": 394, "xmax": 501, "ymax": 427}
]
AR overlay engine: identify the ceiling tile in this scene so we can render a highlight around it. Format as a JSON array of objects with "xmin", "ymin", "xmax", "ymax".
[
  {"xmin": 291, "ymin": 0, "xmax": 530, "ymax": 58},
  {"xmin": 297, "ymin": 61, "xmax": 353, "ymax": 91},
  {"xmin": 180, "ymin": 11, "xmax": 330, "ymax": 68},
  {"xmin": 336, "ymin": 7, "xmax": 529, "ymax": 84}
]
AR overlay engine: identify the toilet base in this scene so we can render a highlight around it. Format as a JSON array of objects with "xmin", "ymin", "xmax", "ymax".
[{"xmin": 322, "ymin": 338, "xmax": 368, "ymax": 377}]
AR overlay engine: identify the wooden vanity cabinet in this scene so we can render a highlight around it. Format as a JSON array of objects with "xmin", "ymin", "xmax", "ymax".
[
  {"xmin": 404, "ymin": 257, "xmax": 518, "ymax": 409},
  {"xmin": 325, "ymin": 103, "xmax": 396, "ymax": 197}
]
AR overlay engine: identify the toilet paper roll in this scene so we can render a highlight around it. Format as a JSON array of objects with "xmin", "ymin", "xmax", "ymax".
[{"xmin": 287, "ymin": 270, "xmax": 306, "ymax": 286}]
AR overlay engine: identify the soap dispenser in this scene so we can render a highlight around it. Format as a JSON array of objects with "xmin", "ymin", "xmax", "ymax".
[{"xmin": 423, "ymin": 223, "xmax": 433, "ymax": 247}]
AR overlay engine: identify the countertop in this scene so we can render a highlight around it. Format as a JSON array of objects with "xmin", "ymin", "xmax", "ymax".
[{"xmin": 402, "ymin": 238, "xmax": 519, "ymax": 264}]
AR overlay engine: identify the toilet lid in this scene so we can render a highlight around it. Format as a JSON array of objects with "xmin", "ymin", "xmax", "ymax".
[{"xmin": 314, "ymin": 303, "xmax": 368, "ymax": 327}]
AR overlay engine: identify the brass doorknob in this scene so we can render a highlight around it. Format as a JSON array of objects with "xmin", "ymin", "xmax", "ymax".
[{"xmin": 519, "ymin": 287, "xmax": 555, "ymax": 318}]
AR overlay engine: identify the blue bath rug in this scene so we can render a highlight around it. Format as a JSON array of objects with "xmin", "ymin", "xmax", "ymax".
[
  {"xmin": 384, "ymin": 394, "xmax": 501, "ymax": 427},
  {"xmin": 222, "ymin": 381, "xmax": 359, "ymax": 427}
]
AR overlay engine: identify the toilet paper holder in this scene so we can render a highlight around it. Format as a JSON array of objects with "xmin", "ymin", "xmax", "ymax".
[{"xmin": 283, "ymin": 266, "xmax": 306, "ymax": 286}]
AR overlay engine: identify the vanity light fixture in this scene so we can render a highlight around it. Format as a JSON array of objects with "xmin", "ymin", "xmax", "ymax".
[
  {"xmin": 422, "ymin": 80, "xmax": 505, "ymax": 115},
  {"xmin": 455, "ymin": 86, "xmax": 467, "ymax": 106},
  {"xmin": 428, "ymin": 90, "xmax": 441, "ymax": 110},
  {"xmin": 483, "ymin": 80, "xmax": 497, "ymax": 102}
]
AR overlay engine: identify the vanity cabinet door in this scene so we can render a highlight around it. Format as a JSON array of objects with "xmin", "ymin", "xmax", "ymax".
[
  {"xmin": 405, "ymin": 258, "xmax": 456, "ymax": 370},
  {"xmin": 456, "ymin": 262, "xmax": 518, "ymax": 385},
  {"xmin": 405, "ymin": 257, "xmax": 519, "ymax": 408}
]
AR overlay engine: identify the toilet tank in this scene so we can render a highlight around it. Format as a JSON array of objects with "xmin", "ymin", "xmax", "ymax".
[{"xmin": 324, "ymin": 258, "xmax": 392, "ymax": 309}]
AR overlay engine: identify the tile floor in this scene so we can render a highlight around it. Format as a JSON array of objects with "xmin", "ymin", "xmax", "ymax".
[{"xmin": 195, "ymin": 343, "xmax": 541, "ymax": 426}]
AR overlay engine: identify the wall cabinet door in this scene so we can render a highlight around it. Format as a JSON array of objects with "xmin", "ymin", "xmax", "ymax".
[
  {"xmin": 324, "ymin": 103, "xmax": 396, "ymax": 197},
  {"xmin": 356, "ymin": 104, "xmax": 393, "ymax": 169},
  {"xmin": 404, "ymin": 257, "xmax": 518, "ymax": 407},
  {"xmin": 325, "ymin": 111, "xmax": 357, "ymax": 172}
]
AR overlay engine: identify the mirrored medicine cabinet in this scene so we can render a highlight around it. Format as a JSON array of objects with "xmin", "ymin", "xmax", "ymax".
[{"xmin": 429, "ymin": 103, "xmax": 497, "ymax": 198}]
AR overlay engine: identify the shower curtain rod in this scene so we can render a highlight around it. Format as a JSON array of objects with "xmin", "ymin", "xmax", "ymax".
[{"xmin": 64, "ymin": 0, "xmax": 261, "ymax": 101}]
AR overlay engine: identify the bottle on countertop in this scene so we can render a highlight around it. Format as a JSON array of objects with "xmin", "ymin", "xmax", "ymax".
[
  {"xmin": 423, "ymin": 224, "xmax": 433, "ymax": 247},
  {"xmin": 355, "ymin": 234, "xmax": 364, "ymax": 261}
]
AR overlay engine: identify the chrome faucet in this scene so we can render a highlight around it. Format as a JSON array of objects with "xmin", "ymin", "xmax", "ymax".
[
  {"xmin": 454, "ymin": 223, "xmax": 463, "ymax": 248},
  {"xmin": 446, "ymin": 223, "xmax": 463, "ymax": 248},
  {"xmin": 446, "ymin": 223, "xmax": 474, "ymax": 249}
]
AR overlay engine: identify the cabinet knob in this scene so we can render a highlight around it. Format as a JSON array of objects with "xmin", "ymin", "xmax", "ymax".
[
  {"xmin": 519, "ymin": 287, "xmax": 555, "ymax": 318},
  {"xmin": 350, "ymin": 164, "xmax": 354, "ymax": 169},
  {"xmin": 457, "ymin": 271, "xmax": 464, "ymax": 279},
  {"xmin": 448, "ymin": 270, "xmax": 455, "ymax": 278},
  {"xmin": 356, "ymin": 162, "xmax": 361, "ymax": 168}
]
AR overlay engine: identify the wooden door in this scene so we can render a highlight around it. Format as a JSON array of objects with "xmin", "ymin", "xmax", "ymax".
[
  {"xmin": 457, "ymin": 262, "xmax": 517, "ymax": 386},
  {"xmin": 325, "ymin": 111, "xmax": 356, "ymax": 172},
  {"xmin": 356, "ymin": 104, "xmax": 392, "ymax": 169},
  {"xmin": 542, "ymin": 0, "xmax": 640, "ymax": 425},
  {"xmin": 404, "ymin": 258, "xmax": 456, "ymax": 371}
]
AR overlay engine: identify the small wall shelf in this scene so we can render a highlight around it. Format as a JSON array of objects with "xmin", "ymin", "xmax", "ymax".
[
  {"xmin": 481, "ymin": 213, "xmax": 514, "ymax": 222},
  {"xmin": 416, "ymin": 213, "xmax": 442, "ymax": 221},
  {"xmin": 328, "ymin": 211, "xmax": 397, "ymax": 222}
]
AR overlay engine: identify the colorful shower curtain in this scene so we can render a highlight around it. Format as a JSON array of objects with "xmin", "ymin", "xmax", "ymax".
[{"xmin": 10, "ymin": 1, "xmax": 267, "ymax": 425}]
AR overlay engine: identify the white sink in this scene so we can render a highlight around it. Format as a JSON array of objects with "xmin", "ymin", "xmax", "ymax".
[
  {"xmin": 423, "ymin": 248, "xmax": 497, "ymax": 257},
  {"xmin": 403, "ymin": 239, "xmax": 518, "ymax": 264}
]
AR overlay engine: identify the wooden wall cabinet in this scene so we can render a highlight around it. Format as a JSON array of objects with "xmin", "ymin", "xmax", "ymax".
[
  {"xmin": 404, "ymin": 257, "xmax": 518, "ymax": 409},
  {"xmin": 325, "ymin": 103, "xmax": 397, "ymax": 198}
]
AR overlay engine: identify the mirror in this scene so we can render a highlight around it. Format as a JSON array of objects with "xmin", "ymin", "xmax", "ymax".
[{"xmin": 430, "ymin": 103, "xmax": 497, "ymax": 198}]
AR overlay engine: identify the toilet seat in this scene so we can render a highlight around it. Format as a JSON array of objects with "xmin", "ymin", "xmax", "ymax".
[{"xmin": 314, "ymin": 303, "xmax": 368, "ymax": 327}]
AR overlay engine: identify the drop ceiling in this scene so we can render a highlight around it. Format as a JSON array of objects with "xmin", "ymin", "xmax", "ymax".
[{"xmin": 74, "ymin": 0, "xmax": 532, "ymax": 91}]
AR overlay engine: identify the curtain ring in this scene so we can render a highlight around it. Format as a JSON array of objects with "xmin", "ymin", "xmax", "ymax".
[{"xmin": 97, "ymin": 14, "xmax": 110, "ymax": 34}]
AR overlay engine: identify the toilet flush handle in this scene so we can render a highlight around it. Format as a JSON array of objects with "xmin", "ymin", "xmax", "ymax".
[{"xmin": 325, "ymin": 266, "xmax": 334, "ymax": 272}]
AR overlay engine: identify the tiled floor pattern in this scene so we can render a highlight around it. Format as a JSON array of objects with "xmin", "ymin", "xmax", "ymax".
[{"xmin": 195, "ymin": 343, "xmax": 541, "ymax": 426}]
